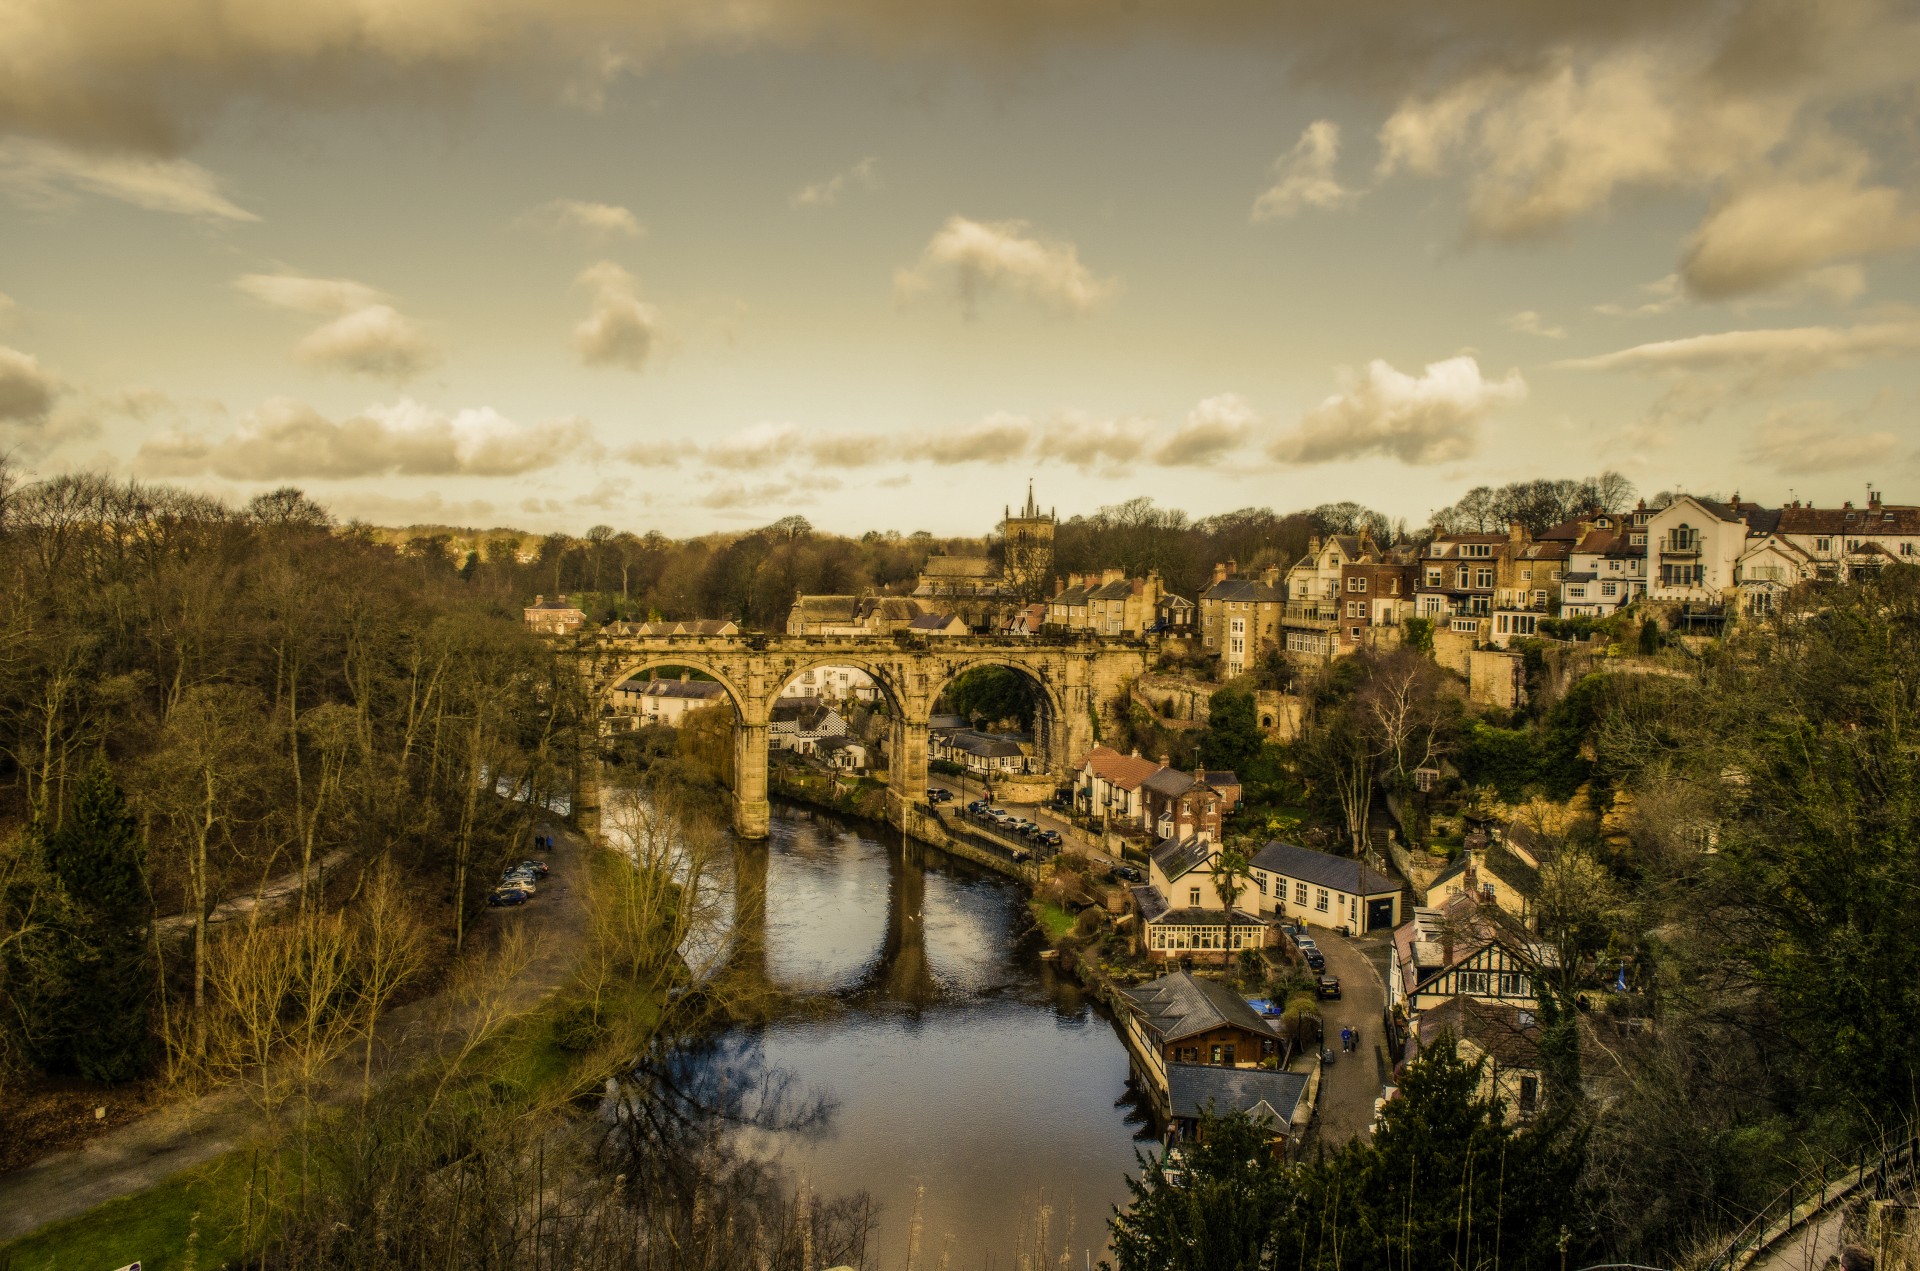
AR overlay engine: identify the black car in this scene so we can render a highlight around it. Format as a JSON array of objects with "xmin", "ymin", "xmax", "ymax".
[
  {"xmin": 488, "ymin": 887, "xmax": 530, "ymax": 907},
  {"xmin": 1036, "ymin": 829, "xmax": 1063, "ymax": 848},
  {"xmin": 1112, "ymin": 863, "xmax": 1143, "ymax": 883},
  {"xmin": 1317, "ymin": 976, "xmax": 1342, "ymax": 1000},
  {"xmin": 928, "ymin": 788, "xmax": 953, "ymax": 804},
  {"xmin": 1304, "ymin": 949, "xmax": 1326, "ymax": 971}
]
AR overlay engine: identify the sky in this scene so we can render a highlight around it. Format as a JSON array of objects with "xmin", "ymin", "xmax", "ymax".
[{"xmin": 2, "ymin": 0, "xmax": 1918, "ymax": 537}]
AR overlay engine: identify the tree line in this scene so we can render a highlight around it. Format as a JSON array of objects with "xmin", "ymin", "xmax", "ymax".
[{"xmin": 0, "ymin": 464, "xmax": 582, "ymax": 1101}]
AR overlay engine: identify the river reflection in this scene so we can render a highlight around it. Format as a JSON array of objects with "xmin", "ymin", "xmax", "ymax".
[{"xmin": 717, "ymin": 803, "xmax": 1150, "ymax": 1268}]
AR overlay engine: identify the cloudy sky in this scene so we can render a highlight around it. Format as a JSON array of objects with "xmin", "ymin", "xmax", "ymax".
[{"xmin": 2, "ymin": 0, "xmax": 1918, "ymax": 535}]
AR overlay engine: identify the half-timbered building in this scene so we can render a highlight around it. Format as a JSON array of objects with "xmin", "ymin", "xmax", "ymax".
[{"xmin": 1389, "ymin": 900, "xmax": 1552, "ymax": 1019}]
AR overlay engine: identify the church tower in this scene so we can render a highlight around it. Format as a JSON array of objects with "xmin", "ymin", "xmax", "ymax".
[{"xmin": 1001, "ymin": 480, "xmax": 1057, "ymax": 604}]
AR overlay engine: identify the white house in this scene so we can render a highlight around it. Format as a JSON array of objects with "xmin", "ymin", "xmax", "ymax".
[
  {"xmin": 931, "ymin": 727, "xmax": 1032, "ymax": 774},
  {"xmin": 1645, "ymin": 495, "xmax": 1751, "ymax": 604},
  {"xmin": 1772, "ymin": 493, "xmax": 1920, "ymax": 581},
  {"xmin": 1072, "ymin": 745, "xmax": 1164, "ymax": 826},
  {"xmin": 1733, "ymin": 534, "xmax": 1816, "ymax": 616},
  {"xmin": 1558, "ymin": 517, "xmax": 1648, "ymax": 617},
  {"xmin": 611, "ymin": 675, "xmax": 731, "ymax": 727},
  {"xmin": 768, "ymin": 701, "xmax": 847, "ymax": 754},
  {"xmin": 816, "ymin": 735, "xmax": 870, "ymax": 772},
  {"xmin": 1249, "ymin": 840, "xmax": 1401, "ymax": 934}
]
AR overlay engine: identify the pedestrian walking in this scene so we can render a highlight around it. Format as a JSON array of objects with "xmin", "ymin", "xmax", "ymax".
[
  {"xmin": 1350, "ymin": 1024, "xmax": 1361, "ymax": 1052},
  {"xmin": 1340, "ymin": 1025, "xmax": 1352, "ymax": 1052}
]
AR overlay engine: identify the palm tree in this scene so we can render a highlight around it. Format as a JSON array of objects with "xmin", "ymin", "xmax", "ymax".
[{"xmin": 1210, "ymin": 845, "xmax": 1254, "ymax": 919}]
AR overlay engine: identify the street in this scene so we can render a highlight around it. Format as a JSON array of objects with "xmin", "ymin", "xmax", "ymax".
[
  {"xmin": 1303, "ymin": 930, "xmax": 1394, "ymax": 1145},
  {"xmin": 927, "ymin": 772, "xmax": 1123, "ymax": 867}
]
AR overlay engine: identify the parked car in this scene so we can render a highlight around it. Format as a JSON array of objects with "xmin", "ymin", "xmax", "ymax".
[
  {"xmin": 488, "ymin": 887, "xmax": 530, "ymax": 907},
  {"xmin": 928, "ymin": 788, "xmax": 953, "ymax": 804},
  {"xmin": 1317, "ymin": 976, "xmax": 1342, "ymax": 999},
  {"xmin": 1009, "ymin": 848, "xmax": 1032, "ymax": 863},
  {"xmin": 513, "ymin": 859, "xmax": 550, "ymax": 878},
  {"xmin": 1036, "ymin": 830, "xmax": 1063, "ymax": 849},
  {"xmin": 965, "ymin": 800, "xmax": 988, "ymax": 814},
  {"xmin": 1112, "ymin": 863, "xmax": 1143, "ymax": 883},
  {"xmin": 1304, "ymin": 949, "xmax": 1326, "ymax": 971}
]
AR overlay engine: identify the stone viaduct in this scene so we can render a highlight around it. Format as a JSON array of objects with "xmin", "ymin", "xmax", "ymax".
[{"xmin": 579, "ymin": 633, "xmax": 1154, "ymax": 839}]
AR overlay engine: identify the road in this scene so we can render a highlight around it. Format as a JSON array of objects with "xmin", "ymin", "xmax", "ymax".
[
  {"xmin": 1304, "ymin": 929, "xmax": 1394, "ymax": 1144},
  {"xmin": 0, "ymin": 820, "xmax": 588, "ymax": 1246},
  {"xmin": 927, "ymin": 773, "xmax": 1122, "ymax": 867}
]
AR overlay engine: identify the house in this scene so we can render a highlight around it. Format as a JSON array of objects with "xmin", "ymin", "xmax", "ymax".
[
  {"xmin": 1644, "ymin": 495, "xmax": 1751, "ymax": 606},
  {"xmin": 1166, "ymin": 1064, "xmax": 1312, "ymax": 1157},
  {"xmin": 1003, "ymin": 603, "xmax": 1049, "ymax": 636},
  {"xmin": 1072, "ymin": 745, "xmax": 1164, "ymax": 825},
  {"xmin": 1559, "ymin": 516, "xmax": 1649, "ymax": 617},
  {"xmin": 1249, "ymin": 840, "xmax": 1402, "ymax": 933},
  {"xmin": 1044, "ymin": 569, "xmax": 1172, "ymax": 636},
  {"xmin": 1403, "ymin": 995, "xmax": 1545, "ymax": 1122},
  {"xmin": 1140, "ymin": 766, "xmax": 1239, "ymax": 843},
  {"xmin": 1198, "ymin": 561, "xmax": 1286, "ymax": 676},
  {"xmin": 610, "ymin": 674, "xmax": 731, "ymax": 727},
  {"xmin": 785, "ymin": 594, "xmax": 927, "ymax": 636},
  {"xmin": 1733, "ymin": 533, "xmax": 1816, "ymax": 616},
  {"xmin": 768, "ymin": 701, "xmax": 848, "ymax": 754},
  {"xmin": 1136, "ymin": 883, "xmax": 1270, "ymax": 965},
  {"xmin": 524, "ymin": 594, "xmax": 585, "ymax": 634},
  {"xmin": 778, "ymin": 665, "xmax": 880, "ymax": 704},
  {"xmin": 931, "ymin": 727, "xmax": 1032, "ymax": 774},
  {"xmin": 1389, "ymin": 900, "xmax": 1551, "ymax": 1019},
  {"xmin": 606, "ymin": 618, "xmax": 740, "ymax": 637},
  {"xmin": 1424, "ymin": 846, "xmax": 1539, "ymax": 927},
  {"xmin": 907, "ymin": 611, "xmax": 969, "ymax": 637},
  {"xmin": 1157, "ymin": 593, "xmax": 1196, "ymax": 633},
  {"xmin": 1117, "ymin": 970, "xmax": 1282, "ymax": 1098},
  {"xmin": 1489, "ymin": 526, "xmax": 1572, "ymax": 647},
  {"xmin": 1414, "ymin": 533, "xmax": 1507, "ymax": 643},
  {"xmin": 815, "ymin": 735, "xmax": 869, "ymax": 773},
  {"xmin": 1337, "ymin": 552, "xmax": 1421, "ymax": 652},
  {"xmin": 912, "ymin": 553, "xmax": 1004, "ymax": 599},
  {"xmin": 1772, "ymin": 491, "xmax": 1920, "ymax": 582}
]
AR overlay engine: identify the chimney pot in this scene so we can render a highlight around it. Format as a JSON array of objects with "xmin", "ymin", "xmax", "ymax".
[
  {"xmin": 534, "ymin": 594, "xmax": 544, "ymax": 605},
  {"xmin": 1261, "ymin": 564, "xmax": 1280, "ymax": 587},
  {"xmin": 1213, "ymin": 561, "xmax": 1229, "ymax": 584}
]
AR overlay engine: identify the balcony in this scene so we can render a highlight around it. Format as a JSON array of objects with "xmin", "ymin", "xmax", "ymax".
[
  {"xmin": 1281, "ymin": 602, "xmax": 1339, "ymax": 628},
  {"xmin": 1658, "ymin": 539, "xmax": 1701, "ymax": 558}
]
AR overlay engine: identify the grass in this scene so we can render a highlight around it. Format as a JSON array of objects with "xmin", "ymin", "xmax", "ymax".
[
  {"xmin": 1031, "ymin": 900, "xmax": 1078, "ymax": 942},
  {"xmin": 0, "ymin": 1150, "xmax": 256, "ymax": 1271}
]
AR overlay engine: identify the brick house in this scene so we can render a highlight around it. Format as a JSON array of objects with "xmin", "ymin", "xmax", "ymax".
[
  {"xmin": 1198, "ymin": 561, "xmax": 1285, "ymax": 676},
  {"xmin": 1140, "ymin": 765, "xmax": 1240, "ymax": 842},
  {"xmin": 524, "ymin": 594, "xmax": 585, "ymax": 634}
]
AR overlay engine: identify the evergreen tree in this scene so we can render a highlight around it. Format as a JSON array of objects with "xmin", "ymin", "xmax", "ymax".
[
  {"xmin": 41, "ymin": 759, "xmax": 155, "ymax": 1082},
  {"xmin": 1109, "ymin": 1111, "xmax": 1289, "ymax": 1271},
  {"xmin": 1199, "ymin": 687, "xmax": 1263, "ymax": 773}
]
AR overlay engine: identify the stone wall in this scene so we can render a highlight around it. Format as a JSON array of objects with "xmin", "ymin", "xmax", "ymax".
[
  {"xmin": 1466, "ymin": 649, "xmax": 1525, "ymax": 709},
  {"xmin": 1253, "ymin": 690, "xmax": 1303, "ymax": 740},
  {"xmin": 1131, "ymin": 673, "xmax": 1215, "ymax": 725}
]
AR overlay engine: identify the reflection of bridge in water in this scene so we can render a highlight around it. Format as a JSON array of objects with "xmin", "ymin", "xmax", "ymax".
[
  {"xmin": 580, "ymin": 634, "xmax": 1152, "ymax": 839},
  {"xmin": 729, "ymin": 825, "xmax": 947, "ymax": 1006}
]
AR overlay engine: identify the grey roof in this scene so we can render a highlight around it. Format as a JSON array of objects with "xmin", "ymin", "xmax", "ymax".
[
  {"xmin": 1050, "ymin": 584, "xmax": 1093, "ymax": 605},
  {"xmin": 1166, "ymin": 1063, "xmax": 1309, "ymax": 1128},
  {"xmin": 1120, "ymin": 970, "xmax": 1279, "ymax": 1045},
  {"xmin": 1200, "ymin": 770, "xmax": 1240, "ymax": 792},
  {"xmin": 623, "ymin": 678, "xmax": 728, "ymax": 700},
  {"xmin": 1147, "ymin": 907, "xmax": 1268, "ymax": 929},
  {"xmin": 947, "ymin": 728, "xmax": 1025, "ymax": 758},
  {"xmin": 1562, "ymin": 571, "xmax": 1598, "ymax": 583},
  {"xmin": 1251, "ymin": 840, "xmax": 1397, "ymax": 897},
  {"xmin": 1151, "ymin": 835, "xmax": 1215, "ymax": 883},
  {"xmin": 927, "ymin": 713, "xmax": 969, "ymax": 731},
  {"xmin": 1143, "ymin": 768, "xmax": 1196, "ymax": 798},
  {"xmin": 1481, "ymin": 846, "xmax": 1539, "ymax": 898},
  {"xmin": 908, "ymin": 612, "xmax": 963, "ymax": 631},
  {"xmin": 1132, "ymin": 884, "xmax": 1169, "ymax": 923},
  {"xmin": 1087, "ymin": 578, "xmax": 1138, "ymax": 601},
  {"xmin": 1203, "ymin": 579, "xmax": 1284, "ymax": 604}
]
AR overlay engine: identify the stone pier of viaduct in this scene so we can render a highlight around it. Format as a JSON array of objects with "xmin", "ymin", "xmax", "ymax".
[{"xmin": 578, "ymin": 633, "xmax": 1154, "ymax": 839}]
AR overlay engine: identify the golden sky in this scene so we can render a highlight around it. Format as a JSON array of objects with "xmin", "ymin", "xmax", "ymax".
[{"xmin": 2, "ymin": 0, "xmax": 1918, "ymax": 533}]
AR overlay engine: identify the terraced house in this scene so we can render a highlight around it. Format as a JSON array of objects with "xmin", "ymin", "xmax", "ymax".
[{"xmin": 1198, "ymin": 560, "xmax": 1285, "ymax": 676}]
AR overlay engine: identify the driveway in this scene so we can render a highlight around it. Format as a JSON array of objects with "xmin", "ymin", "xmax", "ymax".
[{"xmin": 1305, "ymin": 929, "xmax": 1394, "ymax": 1145}]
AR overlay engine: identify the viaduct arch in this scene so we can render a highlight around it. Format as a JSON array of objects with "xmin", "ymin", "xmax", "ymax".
[{"xmin": 579, "ymin": 634, "xmax": 1153, "ymax": 839}]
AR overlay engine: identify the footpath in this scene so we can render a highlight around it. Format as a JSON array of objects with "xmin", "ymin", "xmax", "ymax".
[{"xmin": 0, "ymin": 821, "xmax": 589, "ymax": 1245}]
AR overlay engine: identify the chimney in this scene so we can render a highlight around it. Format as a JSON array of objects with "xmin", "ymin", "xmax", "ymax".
[
  {"xmin": 533, "ymin": 594, "xmax": 544, "ymax": 606},
  {"xmin": 679, "ymin": 670, "xmax": 690, "ymax": 682},
  {"xmin": 1507, "ymin": 522, "xmax": 1527, "ymax": 547},
  {"xmin": 1226, "ymin": 557, "xmax": 1239, "ymax": 578},
  {"xmin": 1308, "ymin": 535, "xmax": 1321, "ymax": 556},
  {"xmin": 1213, "ymin": 562, "xmax": 1229, "ymax": 584},
  {"xmin": 1870, "ymin": 488, "xmax": 1882, "ymax": 510},
  {"xmin": 1104, "ymin": 567, "xmax": 1124, "ymax": 584},
  {"xmin": 1158, "ymin": 754, "xmax": 1171, "ymax": 769},
  {"xmin": 1261, "ymin": 564, "xmax": 1280, "ymax": 588}
]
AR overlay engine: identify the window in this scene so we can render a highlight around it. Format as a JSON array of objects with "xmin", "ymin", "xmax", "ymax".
[
  {"xmin": 1222, "ymin": 1044, "xmax": 1236, "ymax": 1065},
  {"xmin": 1499, "ymin": 972, "xmax": 1527, "ymax": 995},
  {"xmin": 1816, "ymin": 537, "xmax": 1831, "ymax": 551},
  {"xmin": 1426, "ymin": 569, "xmax": 1442, "ymax": 586},
  {"xmin": 1518, "ymin": 1076, "xmax": 1539, "ymax": 1113},
  {"xmin": 1256, "ymin": 874, "xmax": 1267, "ymax": 895},
  {"xmin": 1906, "ymin": 543, "xmax": 1916, "ymax": 557},
  {"xmin": 1458, "ymin": 971, "xmax": 1490, "ymax": 994},
  {"xmin": 1534, "ymin": 589, "xmax": 1548, "ymax": 606},
  {"xmin": 1568, "ymin": 586, "xmax": 1586, "ymax": 599},
  {"xmin": 1475, "ymin": 568, "xmax": 1494, "ymax": 589},
  {"xmin": 1520, "ymin": 567, "xmax": 1532, "ymax": 581},
  {"xmin": 1464, "ymin": 543, "xmax": 1492, "ymax": 558},
  {"xmin": 1189, "ymin": 887, "xmax": 1201, "ymax": 906},
  {"xmin": 1315, "ymin": 888, "xmax": 1329, "ymax": 911},
  {"xmin": 1601, "ymin": 581, "xmax": 1618, "ymax": 597},
  {"xmin": 1211, "ymin": 1045, "xmax": 1222, "ymax": 1064},
  {"xmin": 1354, "ymin": 577, "xmax": 1367, "ymax": 592},
  {"xmin": 1294, "ymin": 881, "xmax": 1308, "ymax": 905}
]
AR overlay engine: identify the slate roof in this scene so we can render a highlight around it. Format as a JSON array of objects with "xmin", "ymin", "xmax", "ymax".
[
  {"xmin": 1203, "ymin": 578, "xmax": 1284, "ymax": 604},
  {"xmin": 1482, "ymin": 845, "xmax": 1540, "ymax": 898},
  {"xmin": 1120, "ymin": 970, "xmax": 1278, "ymax": 1045},
  {"xmin": 1200, "ymin": 770, "xmax": 1240, "ymax": 796},
  {"xmin": 927, "ymin": 713, "xmax": 969, "ymax": 732},
  {"xmin": 946, "ymin": 728, "xmax": 1026, "ymax": 758},
  {"xmin": 769, "ymin": 701, "xmax": 840, "ymax": 732},
  {"xmin": 908, "ymin": 612, "xmax": 965, "ymax": 632},
  {"xmin": 1777, "ymin": 504, "xmax": 1920, "ymax": 535},
  {"xmin": 1147, "ymin": 907, "xmax": 1268, "ymax": 929},
  {"xmin": 921, "ymin": 555, "xmax": 996, "ymax": 578},
  {"xmin": 1143, "ymin": 768, "xmax": 1197, "ymax": 798},
  {"xmin": 1251, "ymin": 841, "xmax": 1397, "ymax": 896},
  {"xmin": 622, "ymin": 678, "xmax": 728, "ymax": 701},
  {"xmin": 1079, "ymin": 745, "xmax": 1164, "ymax": 790},
  {"xmin": 1050, "ymin": 584, "xmax": 1093, "ymax": 606},
  {"xmin": 1087, "ymin": 578, "xmax": 1142, "ymax": 601},
  {"xmin": 1151, "ymin": 834, "xmax": 1216, "ymax": 883},
  {"xmin": 1412, "ymin": 996, "xmax": 1544, "ymax": 1071},
  {"xmin": 1166, "ymin": 1063, "xmax": 1309, "ymax": 1129},
  {"xmin": 527, "ymin": 596, "xmax": 581, "ymax": 611}
]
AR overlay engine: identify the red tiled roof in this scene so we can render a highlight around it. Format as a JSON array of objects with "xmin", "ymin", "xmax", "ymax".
[{"xmin": 1078, "ymin": 744, "xmax": 1164, "ymax": 790}]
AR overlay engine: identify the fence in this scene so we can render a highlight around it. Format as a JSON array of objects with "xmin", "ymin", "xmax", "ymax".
[{"xmin": 1703, "ymin": 1123, "xmax": 1918, "ymax": 1271}]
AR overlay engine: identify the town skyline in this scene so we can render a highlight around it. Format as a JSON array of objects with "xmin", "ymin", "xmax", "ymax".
[{"xmin": 2, "ymin": 2, "xmax": 1917, "ymax": 536}]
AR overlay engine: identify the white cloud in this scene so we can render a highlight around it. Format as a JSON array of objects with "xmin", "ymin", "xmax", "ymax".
[
  {"xmin": 1593, "ymin": 274, "xmax": 1686, "ymax": 318},
  {"xmin": 0, "ymin": 138, "xmax": 256, "ymax": 220},
  {"xmin": 293, "ymin": 305, "xmax": 439, "ymax": 380},
  {"xmin": 0, "ymin": 345, "xmax": 62, "ymax": 423},
  {"xmin": 893, "ymin": 216, "xmax": 1117, "ymax": 317},
  {"xmin": 522, "ymin": 198, "xmax": 644, "ymax": 239},
  {"xmin": 234, "ymin": 272, "xmax": 384, "ymax": 315},
  {"xmin": 1504, "ymin": 310, "xmax": 1566, "ymax": 339},
  {"xmin": 1270, "ymin": 356, "xmax": 1526, "ymax": 465},
  {"xmin": 137, "ymin": 396, "xmax": 593, "ymax": 480},
  {"xmin": 1681, "ymin": 148, "xmax": 1920, "ymax": 299},
  {"xmin": 1748, "ymin": 403, "xmax": 1901, "ymax": 474},
  {"xmin": 698, "ymin": 476, "xmax": 840, "ymax": 510},
  {"xmin": 922, "ymin": 412, "xmax": 1037, "ymax": 464},
  {"xmin": 573, "ymin": 261, "xmax": 658, "ymax": 370},
  {"xmin": 791, "ymin": 157, "xmax": 879, "ymax": 209},
  {"xmin": 1152, "ymin": 393, "xmax": 1257, "ymax": 465},
  {"xmin": 235, "ymin": 271, "xmax": 439, "ymax": 381},
  {"xmin": 1033, "ymin": 413, "xmax": 1155, "ymax": 473},
  {"xmin": 703, "ymin": 421, "xmax": 891, "ymax": 470},
  {"xmin": 1250, "ymin": 121, "xmax": 1355, "ymax": 221},
  {"xmin": 1557, "ymin": 321, "xmax": 1920, "ymax": 381}
]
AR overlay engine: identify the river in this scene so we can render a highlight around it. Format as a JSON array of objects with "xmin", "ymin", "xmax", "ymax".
[{"xmin": 713, "ymin": 801, "xmax": 1151, "ymax": 1269}]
